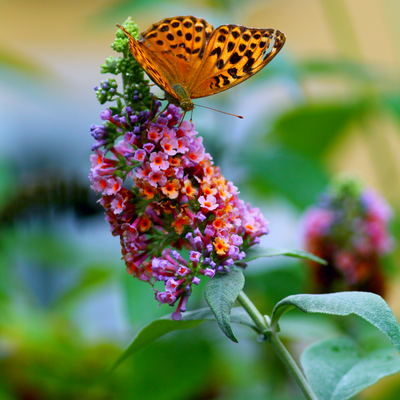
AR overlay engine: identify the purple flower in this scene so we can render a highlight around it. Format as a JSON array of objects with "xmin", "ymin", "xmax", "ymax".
[
  {"xmin": 134, "ymin": 149, "xmax": 146, "ymax": 162},
  {"xmin": 100, "ymin": 108, "xmax": 112, "ymax": 120},
  {"xmin": 189, "ymin": 251, "xmax": 201, "ymax": 262}
]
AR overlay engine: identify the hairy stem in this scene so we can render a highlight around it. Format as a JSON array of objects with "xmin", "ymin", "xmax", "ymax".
[{"xmin": 237, "ymin": 291, "xmax": 318, "ymax": 400}]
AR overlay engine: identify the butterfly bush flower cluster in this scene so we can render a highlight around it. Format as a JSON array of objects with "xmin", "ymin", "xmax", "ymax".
[
  {"xmin": 89, "ymin": 18, "xmax": 269, "ymax": 320},
  {"xmin": 302, "ymin": 177, "xmax": 393, "ymax": 296}
]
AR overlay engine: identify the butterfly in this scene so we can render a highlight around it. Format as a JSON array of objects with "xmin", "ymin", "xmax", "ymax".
[{"xmin": 117, "ymin": 16, "xmax": 286, "ymax": 113}]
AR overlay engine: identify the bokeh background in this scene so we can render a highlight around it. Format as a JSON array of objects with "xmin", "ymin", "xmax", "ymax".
[{"xmin": 1, "ymin": 0, "xmax": 400, "ymax": 399}]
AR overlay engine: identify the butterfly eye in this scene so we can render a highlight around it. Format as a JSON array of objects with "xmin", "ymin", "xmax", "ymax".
[{"xmin": 180, "ymin": 100, "xmax": 194, "ymax": 112}]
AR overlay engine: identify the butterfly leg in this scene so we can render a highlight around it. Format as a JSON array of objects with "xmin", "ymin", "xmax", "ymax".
[{"xmin": 178, "ymin": 112, "xmax": 187, "ymax": 128}]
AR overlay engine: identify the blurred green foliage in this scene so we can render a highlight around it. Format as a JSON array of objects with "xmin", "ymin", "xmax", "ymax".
[{"xmin": 2, "ymin": 0, "xmax": 400, "ymax": 398}]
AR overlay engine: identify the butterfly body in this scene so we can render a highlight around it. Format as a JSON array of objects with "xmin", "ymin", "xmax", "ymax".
[
  {"xmin": 165, "ymin": 84, "xmax": 194, "ymax": 112},
  {"xmin": 117, "ymin": 16, "xmax": 285, "ymax": 112}
]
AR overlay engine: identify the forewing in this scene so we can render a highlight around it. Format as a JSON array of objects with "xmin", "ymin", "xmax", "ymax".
[
  {"xmin": 140, "ymin": 16, "xmax": 214, "ymax": 88},
  {"xmin": 117, "ymin": 24, "xmax": 176, "ymax": 99},
  {"xmin": 189, "ymin": 25, "xmax": 286, "ymax": 98}
]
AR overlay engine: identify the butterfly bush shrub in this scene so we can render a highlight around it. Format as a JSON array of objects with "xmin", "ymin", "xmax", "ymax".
[
  {"xmin": 302, "ymin": 176, "xmax": 393, "ymax": 296},
  {"xmin": 89, "ymin": 18, "xmax": 268, "ymax": 320}
]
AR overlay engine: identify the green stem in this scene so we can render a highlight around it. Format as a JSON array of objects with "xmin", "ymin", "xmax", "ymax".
[{"xmin": 237, "ymin": 291, "xmax": 318, "ymax": 400}]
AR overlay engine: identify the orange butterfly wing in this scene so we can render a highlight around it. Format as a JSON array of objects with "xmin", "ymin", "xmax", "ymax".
[
  {"xmin": 117, "ymin": 24, "xmax": 177, "ymax": 99},
  {"xmin": 140, "ymin": 16, "xmax": 214, "ymax": 89},
  {"xmin": 119, "ymin": 16, "xmax": 285, "ymax": 104},
  {"xmin": 189, "ymin": 25, "xmax": 286, "ymax": 99}
]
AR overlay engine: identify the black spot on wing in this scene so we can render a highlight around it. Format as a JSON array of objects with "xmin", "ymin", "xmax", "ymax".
[
  {"xmin": 220, "ymin": 28, "xmax": 229, "ymax": 35},
  {"xmin": 216, "ymin": 59, "xmax": 224, "ymax": 69},
  {"xmin": 156, "ymin": 40, "xmax": 164, "ymax": 46},
  {"xmin": 159, "ymin": 25, "xmax": 169, "ymax": 32},
  {"xmin": 232, "ymin": 31, "xmax": 240, "ymax": 39},
  {"xmin": 183, "ymin": 21, "xmax": 192, "ymax": 28},
  {"xmin": 195, "ymin": 26, "xmax": 203, "ymax": 32},
  {"xmin": 171, "ymin": 22, "xmax": 179, "ymax": 28},
  {"xmin": 177, "ymin": 30, "xmax": 183, "ymax": 37},
  {"xmin": 186, "ymin": 33, "xmax": 192, "ymax": 41},
  {"xmin": 167, "ymin": 33, "xmax": 174, "ymax": 41},
  {"xmin": 244, "ymin": 50, "xmax": 253, "ymax": 58},
  {"xmin": 147, "ymin": 32, "xmax": 157, "ymax": 39},
  {"xmin": 243, "ymin": 57, "xmax": 255, "ymax": 71},
  {"xmin": 210, "ymin": 47, "xmax": 222, "ymax": 57},
  {"xmin": 217, "ymin": 35, "xmax": 226, "ymax": 43},
  {"xmin": 227, "ymin": 42, "xmax": 235, "ymax": 52},
  {"xmin": 242, "ymin": 34, "xmax": 250, "ymax": 41},
  {"xmin": 228, "ymin": 67, "xmax": 239, "ymax": 78},
  {"xmin": 239, "ymin": 44, "xmax": 246, "ymax": 52},
  {"xmin": 229, "ymin": 52, "xmax": 241, "ymax": 64},
  {"xmin": 221, "ymin": 75, "xmax": 230, "ymax": 86}
]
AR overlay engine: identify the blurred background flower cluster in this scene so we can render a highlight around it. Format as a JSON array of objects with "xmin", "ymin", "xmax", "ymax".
[{"xmin": 1, "ymin": 0, "xmax": 400, "ymax": 399}]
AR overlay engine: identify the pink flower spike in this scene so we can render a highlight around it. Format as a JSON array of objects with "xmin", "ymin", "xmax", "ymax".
[
  {"xmin": 134, "ymin": 149, "xmax": 146, "ymax": 162},
  {"xmin": 150, "ymin": 152, "xmax": 169, "ymax": 172},
  {"xmin": 176, "ymin": 136, "xmax": 190, "ymax": 154},
  {"xmin": 196, "ymin": 212, "xmax": 206, "ymax": 222},
  {"xmin": 171, "ymin": 310, "xmax": 182, "ymax": 320},
  {"xmin": 166, "ymin": 278, "xmax": 180, "ymax": 292},
  {"xmin": 201, "ymin": 268, "xmax": 215, "ymax": 278},
  {"xmin": 136, "ymin": 161, "xmax": 152, "ymax": 180},
  {"xmin": 148, "ymin": 171, "xmax": 167, "ymax": 187},
  {"xmin": 177, "ymin": 266, "xmax": 190, "ymax": 277},
  {"xmin": 90, "ymin": 149, "xmax": 104, "ymax": 169},
  {"xmin": 90, "ymin": 175, "xmax": 108, "ymax": 194},
  {"xmin": 147, "ymin": 126, "xmax": 162, "ymax": 142},
  {"xmin": 161, "ymin": 137, "xmax": 178, "ymax": 156},
  {"xmin": 143, "ymin": 143, "xmax": 155, "ymax": 153},
  {"xmin": 198, "ymin": 195, "xmax": 218, "ymax": 211},
  {"xmin": 192, "ymin": 276, "xmax": 201, "ymax": 285},
  {"xmin": 156, "ymin": 291, "xmax": 176, "ymax": 305},
  {"xmin": 114, "ymin": 140, "xmax": 131, "ymax": 157},
  {"xmin": 104, "ymin": 177, "xmax": 123, "ymax": 195},
  {"xmin": 180, "ymin": 295, "xmax": 189, "ymax": 312},
  {"xmin": 111, "ymin": 193, "xmax": 126, "ymax": 214},
  {"xmin": 171, "ymin": 250, "xmax": 188, "ymax": 266},
  {"xmin": 230, "ymin": 234, "xmax": 243, "ymax": 246},
  {"xmin": 190, "ymin": 251, "xmax": 201, "ymax": 262}
]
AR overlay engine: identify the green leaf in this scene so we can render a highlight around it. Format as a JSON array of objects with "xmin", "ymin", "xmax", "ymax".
[
  {"xmin": 243, "ymin": 146, "xmax": 328, "ymax": 209},
  {"xmin": 240, "ymin": 247, "xmax": 327, "ymax": 265},
  {"xmin": 204, "ymin": 267, "xmax": 245, "ymax": 343},
  {"xmin": 300, "ymin": 336, "xmax": 400, "ymax": 400},
  {"xmin": 111, "ymin": 307, "xmax": 256, "ymax": 371},
  {"xmin": 272, "ymin": 101, "xmax": 365, "ymax": 159},
  {"xmin": 271, "ymin": 292, "xmax": 400, "ymax": 352},
  {"xmin": 298, "ymin": 59, "xmax": 379, "ymax": 82},
  {"xmin": 55, "ymin": 264, "xmax": 113, "ymax": 307}
]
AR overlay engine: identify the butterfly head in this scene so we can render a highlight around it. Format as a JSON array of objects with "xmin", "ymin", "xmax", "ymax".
[
  {"xmin": 169, "ymin": 84, "xmax": 194, "ymax": 112},
  {"xmin": 179, "ymin": 99, "xmax": 194, "ymax": 112}
]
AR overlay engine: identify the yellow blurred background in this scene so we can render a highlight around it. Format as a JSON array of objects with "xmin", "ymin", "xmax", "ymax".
[{"xmin": 1, "ymin": 0, "xmax": 400, "ymax": 399}]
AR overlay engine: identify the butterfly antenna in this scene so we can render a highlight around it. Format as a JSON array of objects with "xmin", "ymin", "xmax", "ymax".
[{"xmin": 193, "ymin": 104, "xmax": 244, "ymax": 119}]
